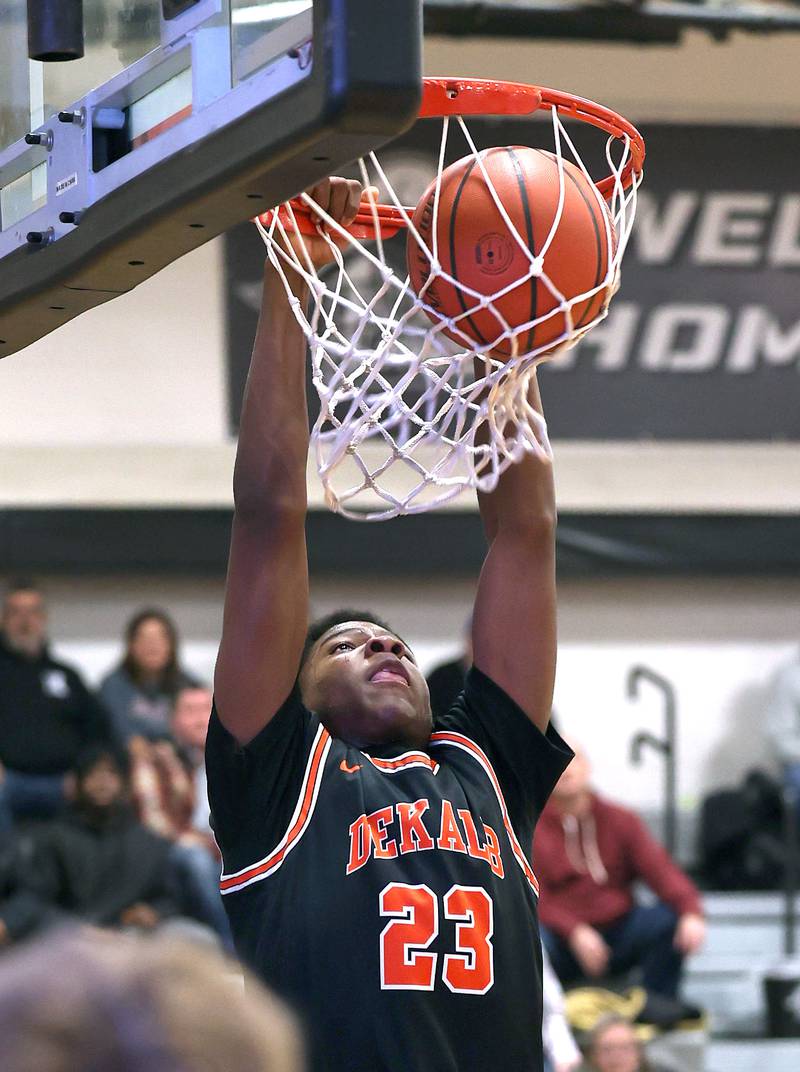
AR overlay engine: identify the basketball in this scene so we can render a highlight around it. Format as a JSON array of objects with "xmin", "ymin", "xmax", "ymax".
[{"xmin": 407, "ymin": 146, "xmax": 616, "ymax": 356}]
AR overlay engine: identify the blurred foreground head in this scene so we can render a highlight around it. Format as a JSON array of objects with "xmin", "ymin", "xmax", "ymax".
[{"xmin": 0, "ymin": 930, "xmax": 303, "ymax": 1072}]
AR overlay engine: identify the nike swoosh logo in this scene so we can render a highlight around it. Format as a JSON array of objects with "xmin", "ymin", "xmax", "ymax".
[{"xmin": 340, "ymin": 760, "xmax": 362, "ymax": 774}]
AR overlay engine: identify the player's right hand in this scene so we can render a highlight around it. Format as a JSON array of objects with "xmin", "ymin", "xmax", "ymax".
[
  {"xmin": 568, "ymin": 923, "xmax": 610, "ymax": 978},
  {"xmin": 284, "ymin": 177, "xmax": 364, "ymax": 270}
]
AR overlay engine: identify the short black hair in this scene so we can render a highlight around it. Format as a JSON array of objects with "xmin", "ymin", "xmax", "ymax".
[
  {"xmin": 299, "ymin": 608, "xmax": 398, "ymax": 671},
  {"xmin": 73, "ymin": 743, "xmax": 131, "ymax": 784}
]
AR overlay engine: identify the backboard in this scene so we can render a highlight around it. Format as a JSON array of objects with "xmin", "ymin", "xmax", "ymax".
[{"xmin": 0, "ymin": 0, "xmax": 422, "ymax": 358}]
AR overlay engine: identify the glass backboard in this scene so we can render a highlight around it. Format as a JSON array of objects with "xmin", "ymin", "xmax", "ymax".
[{"xmin": 0, "ymin": 0, "xmax": 422, "ymax": 357}]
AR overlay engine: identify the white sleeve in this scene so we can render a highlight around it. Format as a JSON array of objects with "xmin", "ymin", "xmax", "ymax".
[{"xmin": 542, "ymin": 946, "xmax": 582, "ymax": 1067}]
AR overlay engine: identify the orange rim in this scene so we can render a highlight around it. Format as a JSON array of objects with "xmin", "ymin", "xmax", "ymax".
[{"xmin": 257, "ymin": 76, "xmax": 645, "ymax": 239}]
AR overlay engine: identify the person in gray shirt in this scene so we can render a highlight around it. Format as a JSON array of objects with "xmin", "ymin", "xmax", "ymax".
[{"xmin": 99, "ymin": 608, "xmax": 198, "ymax": 742}]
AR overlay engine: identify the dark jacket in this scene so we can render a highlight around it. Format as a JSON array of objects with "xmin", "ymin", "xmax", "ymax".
[
  {"xmin": 0, "ymin": 635, "xmax": 113, "ymax": 775},
  {"xmin": 19, "ymin": 803, "xmax": 179, "ymax": 930}
]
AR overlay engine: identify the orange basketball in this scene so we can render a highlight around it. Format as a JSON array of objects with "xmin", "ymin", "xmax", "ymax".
[{"xmin": 407, "ymin": 146, "xmax": 615, "ymax": 356}]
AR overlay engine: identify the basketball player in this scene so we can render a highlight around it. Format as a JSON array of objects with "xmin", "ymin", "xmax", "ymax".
[{"xmin": 206, "ymin": 176, "xmax": 573, "ymax": 1072}]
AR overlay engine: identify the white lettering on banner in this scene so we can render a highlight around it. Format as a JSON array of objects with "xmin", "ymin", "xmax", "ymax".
[
  {"xmin": 693, "ymin": 194, "xmax": 772, "ymax": 267},
  {"xmin": 551, "ymin": 304, "xmax": 640, "ymax": 371},
  {"xmin": 641, "ymin": 305, "xmax": 729, "ymax": 372},
  {"xmin": 630, "ymin": 192, "xmax": 800, "ymax": 268},
  {"xmin": 633, "ymin": 191, "xmax": 699, "ymax": 265},
  {"xmin": 554, "ymin": 303, "xmax": 800, "ymax": 374},
  {"xmin": 769, "ymin": 196, "xmax": 800, "ymax": 268},
  {"xmin": 727, "ymin": 307, "xmax": 800, "ymax": 372}
]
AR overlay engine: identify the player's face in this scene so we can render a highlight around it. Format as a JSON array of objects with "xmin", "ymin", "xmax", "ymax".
[{"xmin": 300, "ymin": 621, "xmax": 432, "ymax": 750}]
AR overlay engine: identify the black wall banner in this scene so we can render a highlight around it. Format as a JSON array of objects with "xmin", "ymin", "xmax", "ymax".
[{"xmin": 225, "ymin": 121, "xmax": 800, "ymax": 442}]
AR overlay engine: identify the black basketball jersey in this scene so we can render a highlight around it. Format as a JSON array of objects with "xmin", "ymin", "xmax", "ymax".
[{"xmin": 207, "ymin": 667, "xmax": 572, "ymax": 1072}]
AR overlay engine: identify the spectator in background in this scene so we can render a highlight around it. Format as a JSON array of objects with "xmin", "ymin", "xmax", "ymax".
[
  {"xmin": 171, "ymin": 685, "xmax": 214, "ymax": 841},
  {"xmin": 765, "ymin": 647, "xmax": 800, "ymax": 806},
  {"xmin": 534, "ymin": 743, "xmax": 705, "ymax": 1000},
  {"xmin": 580, "ymin": 1015, "xmax": 669, "ymax": 1072},
  {"xmin": 128, "ymin": 686, "xmax": 231, "ymax": 947},
  {"xmin": 99, "ymin": 608, "xmax": 198, "ymax": 742},
  {"xmin": 16, "ymin": 743, "xmax": 180, "ymax": 938},
  {"xmin": 0, "ymin": 930, "xmax": 303, "ymax": 1072},
  {"xmin": 425, "ymin": 616, "xmax": 472, "ymax": 719},
  {"xmin": 0, "ymin": 579, "xmax": 113, "ymax": 827}
]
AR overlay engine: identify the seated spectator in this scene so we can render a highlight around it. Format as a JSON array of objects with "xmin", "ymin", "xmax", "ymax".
[
  {"xmin": 425, "ymin": 616, "xmax": 472, "ymax": 719},
  {"xmin": 534, "ymin": 743, "xmax": 705, "ymax": 1000},
  {"xmin": 580, "ymin": 1015, "xmax": 670, "ymax": 1072},
  {"xmin": 171, "ymin": 684, "xmax": 215, "ymax": 842},
  {"xmin": 17, "ymin": 743, "xmax": 180, "ymax": 936},
  {"xmin": 0, "ymin": 579, "xmax": 113, "ymax": 827},
  {"xmin": 99, "ymin": 607, "xmax": 199, "ymax": 742},
  {"xmin": 0, "ymin": 930, "xmax": 302, "ymax": 1071},
  {"xmin": 128, "ymin": 686, "xmax": 231, "ymax": 946}
]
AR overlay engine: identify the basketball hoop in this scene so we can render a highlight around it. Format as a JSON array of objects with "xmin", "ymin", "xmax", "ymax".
[{"xmin": 255, "ymin": 77, "xmax": 645, "ymax": 521}]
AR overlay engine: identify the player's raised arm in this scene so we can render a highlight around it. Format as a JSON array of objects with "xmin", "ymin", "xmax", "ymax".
[
  {"xmin": 471, "ymin": 371, "xmax": 557, "ymax": 734},
  {"xmin": 214, "ymin": 178, "xmax": 363, "ymax": 745}
]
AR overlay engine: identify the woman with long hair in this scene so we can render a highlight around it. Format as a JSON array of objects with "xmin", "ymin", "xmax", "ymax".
[{"xmin": 99, "ymin": 608, "xmax": 198, "ymax": 741}]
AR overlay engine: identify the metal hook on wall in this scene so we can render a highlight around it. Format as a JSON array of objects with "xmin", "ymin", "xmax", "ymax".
[{"xmin": 627, "ymin": 664, "xmax": 678, "ymax": 856}]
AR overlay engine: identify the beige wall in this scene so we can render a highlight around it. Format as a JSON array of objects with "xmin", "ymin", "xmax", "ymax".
[{"xmin": 424, "ymin": 29, "xmax": 800, "ymax": 124}]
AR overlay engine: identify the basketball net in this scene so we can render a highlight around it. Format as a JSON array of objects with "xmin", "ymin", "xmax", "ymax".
[{"xmin": 256, "ymin": 90, "xmax": 642, "ymax": 521}]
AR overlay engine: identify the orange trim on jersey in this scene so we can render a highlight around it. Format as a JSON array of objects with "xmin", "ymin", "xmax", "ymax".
[
  {"xmin": 364, "ymin": 751, "xmax": 440, "ymax": 775},
  {"xmin": 429, "ymin": 731, "xmax": 540, "ymax": 896},
  {"xmin": 220, "ymin": 725, "xmax": 332, "ymax": 895}
]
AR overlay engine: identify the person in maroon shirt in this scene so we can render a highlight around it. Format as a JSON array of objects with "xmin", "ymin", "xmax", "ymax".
[{"xmin": 533, "ymin": 744, "xmax": 705, "ymax": 999}]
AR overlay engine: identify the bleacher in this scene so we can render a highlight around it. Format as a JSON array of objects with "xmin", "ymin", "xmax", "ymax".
[{"xmin": 682, "ymin": 892, "xmax": 800, "ymax": 1071}]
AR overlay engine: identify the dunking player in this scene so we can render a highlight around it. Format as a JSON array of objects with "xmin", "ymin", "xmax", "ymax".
[{"xmin": 206, "ymin": 177, "xmax": 573, "ymax": 1072}]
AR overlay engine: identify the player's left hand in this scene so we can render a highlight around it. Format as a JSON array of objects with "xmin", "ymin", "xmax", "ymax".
[{"xmin": 674, "ymin": 912, "xmax": 706, "ymax": 955}]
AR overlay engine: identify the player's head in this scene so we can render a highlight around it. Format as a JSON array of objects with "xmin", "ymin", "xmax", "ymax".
[{"xmin": 298, "ymin": 609, "xmax": 432, "ymax": 750}]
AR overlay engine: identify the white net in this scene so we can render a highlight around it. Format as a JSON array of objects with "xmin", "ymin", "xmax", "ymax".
[{"xmin": 256, "ymin": 99, "xmax": 642, "ymax": 521}]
